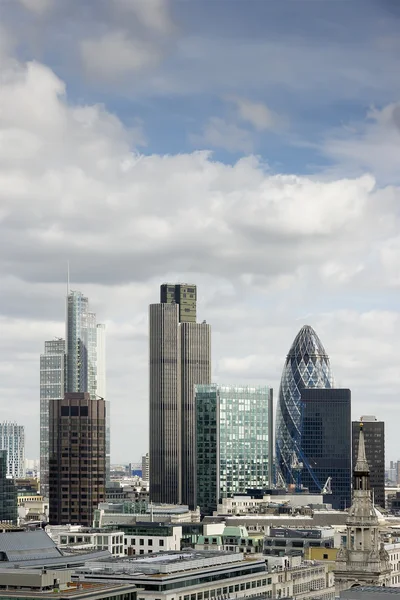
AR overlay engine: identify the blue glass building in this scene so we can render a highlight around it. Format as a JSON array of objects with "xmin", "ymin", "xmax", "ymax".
[
  {"xmin": 275, "ymin": 325, "xmax": 334, "ymax": 488},
  {"xmin": 301, "ymin": 388, "xmax": 351, "ymax": 510}
]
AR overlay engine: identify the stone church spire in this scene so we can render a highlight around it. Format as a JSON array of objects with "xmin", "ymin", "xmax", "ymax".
[{"xmin": 334, "ymin": 421, "xmax": 391, "ymax": 592}]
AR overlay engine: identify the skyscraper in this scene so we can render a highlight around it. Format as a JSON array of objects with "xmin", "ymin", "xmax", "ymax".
[
  {"xmin": 149, "ymin": 283, "xmax": 211, "ymax": 506},
  {"xmin": 66, "ymin": 291, "xmax": 98, "ymax": 397},
  {"xmin": 40, "ymin": 338, "xmax": 66, "ymax": 499},
  {"xmin": 195, "ymin": 384, "xmax": 274, "ymax": 515},
  {"xmin": 275, "ymin": 325, "xmax": 334, "ymax": 487},
  {"xmin": 181, "ymin": 321, "xmax": 211, "ymax": 508},
  {"xmin": 300, "ymin": 388, "xmax": 352, "ymax": 510},
  {"xmin": 40, "ymin": 291, "xmax": 107, "ymax": 498},
  {"xmin": 0, "ymin": 450, "xmax": 17, "ymax": 524},
  {"xmin": 149, "ymin": 302, "xmax": 181, "ymax": 504},
  {"xmin": 352, "ymin": 416, "xmax": 385, "ymax": 509},
  {"xmin": 0, "ymin": 422, "xmax": 25, "ymax": 479},
  {"xmin": 49, "ymin": 392, "xmax": 106, "ymax": 526}
]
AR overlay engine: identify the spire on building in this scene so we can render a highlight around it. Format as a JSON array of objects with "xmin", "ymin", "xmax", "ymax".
[
  {"xmin": 334, "ymin": 420, "xmax": 391, "ymax": 592},
  {"xmin": 354, "ymin": 421, "xmax": 370, "ymax": 475}
]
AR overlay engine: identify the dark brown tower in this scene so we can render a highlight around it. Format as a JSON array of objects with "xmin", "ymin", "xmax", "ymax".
[{"xmin": 49, "ymin": 392, "xmax": 105, "ymax": 526}]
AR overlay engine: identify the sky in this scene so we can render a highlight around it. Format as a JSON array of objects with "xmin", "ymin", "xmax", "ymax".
[{"xmin": 0, "ymin": 0, "xmax": 400, "ymax": 464}]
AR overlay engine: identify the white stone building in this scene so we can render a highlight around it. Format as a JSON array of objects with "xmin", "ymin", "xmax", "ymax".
[{"xmin": 45, "ymin": 524, "xmax": 124, "ymax": 557}]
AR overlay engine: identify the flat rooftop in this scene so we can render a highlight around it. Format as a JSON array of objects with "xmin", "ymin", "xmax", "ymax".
[
  {"xmin": 0, "ymin": 582, "xmax": 137, "ymax": 599},
  {"xmin": 80, "ymin": 550, "xmax": 263, "ymax": 577}
]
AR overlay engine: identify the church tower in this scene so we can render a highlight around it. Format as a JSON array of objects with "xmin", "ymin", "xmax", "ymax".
[{"xmin": 334, "ymin": 421, "xmax": 391, "ymax": 592}]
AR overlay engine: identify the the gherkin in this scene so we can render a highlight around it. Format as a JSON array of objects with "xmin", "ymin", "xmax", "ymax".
[{"xmin": 275, "ymin": 325, "xmax": 334, "ymax": 487}]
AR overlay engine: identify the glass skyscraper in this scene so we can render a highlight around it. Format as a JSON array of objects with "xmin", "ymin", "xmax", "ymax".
[
  {"xmin": 40, "ymin": 339, "xmax": 66, "ymax": 499},
  {"xmin": 195, "ymin": 384, "xmax": 273, "ymax": 515},
  {"xmin": 40, "ymin": 291, "xmax": 107, "ymax": 498},
  {"xmin": 66, "ymin": 291, "xmax": 98, "ymax": 397},
  {"xmin": 301, "ymin": 388, "xmax": 352, "ymax": 510},
  {"xmin": 275, "ymin": 325, "xmax": 334, "ymax": 487}
]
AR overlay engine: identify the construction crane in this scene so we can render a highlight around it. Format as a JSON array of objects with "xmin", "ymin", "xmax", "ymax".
[
  {"xmin": 290, "ymin": 451, "xmax": 303, "ymax": 493},
  {"xmin": 321, "ymin": 476, "xmax": 332, "ymax": 495}
]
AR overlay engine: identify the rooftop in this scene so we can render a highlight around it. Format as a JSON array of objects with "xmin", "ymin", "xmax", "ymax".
[
  {"xmin": 80, "ymin": 550, "xmax": 261, "ymax": 577},
  {"xmin": 0, "ymin": 582, "xmax": 137, "ymax": 599}
]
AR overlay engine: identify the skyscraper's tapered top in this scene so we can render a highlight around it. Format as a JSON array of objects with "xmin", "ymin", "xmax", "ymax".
[{"xmin": 288, "ymin": 324, "xmax": 329, "ymax": 360}]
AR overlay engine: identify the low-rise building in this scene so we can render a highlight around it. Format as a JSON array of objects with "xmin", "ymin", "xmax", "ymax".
[
  {"xmin": 264, "ymin": 526, "xmax": 335, "ymax": 557},
  {"xmin": 0, "ymin": 568, "xmax": 138, "ymax": 600},
  {"xmin": 112, "ymin": 522, "xmax": 182, "ymax": 554},
  {"xmin": 195, "ymin": 525, "xmax": 264, "ymax": 554},
  {"xmin": 75, "ymin": 549, "xmax": 335, "ymax": 600},
  {"xmin": 95, "ymin": 504, "xmax": 199, "ymax": 529},
  {"xmin": 217, "ymin": 491, "xmax": 326, "ymax": 515},
  {"xmin": 46, "ymin": 525, "xmax": 125, "ymax": 557}
]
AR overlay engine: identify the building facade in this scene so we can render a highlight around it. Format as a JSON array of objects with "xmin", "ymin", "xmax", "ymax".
[
  {"xmin": 0, "ymin": 422, "xmax": 25, "ymax": 478},
  {"xmin": 96, "ymin": 323, "xmax": 109, "ymax": 483},
  {"xmin": 195, "ymin": 384, "xmax": 274, "ymax": 515},
  {"xmin": 39, "ymin": 338, "xmax": 66, "ymax": 499},
  {"xmin": 180, "ymin": 321, "xmax": 211, "ymax": 508},
  {"xmin": 0, "ymin": 449, "xmax": 17, "ymax": 523},
  {"xmin": 334, "ymin": 422, "xmax": 391, "ymax": 591},
  {"xmin": 300, "ymin": 388, "xmax": 352, "ymax": 510},
  {"xmin": 49, "ymin": 392, "xmax": 106, "ymax": 526},
  {"xmin": 149, "ymin": 284, "xmax": 211, "ymax": 507},
  {"xmin": 160, "ymin": 283, "xmax": 197, "ymax": 322},
  {"xmin": 275, "ymin": 325, "xmax": 334, "ymax": 487},
  {"xmin": 149, "ymin": 302, "xmax": 181, "ymax": 504},
  {"xmin": 352, "ymin": 416, "xmax": 385, "ymax": 509}
]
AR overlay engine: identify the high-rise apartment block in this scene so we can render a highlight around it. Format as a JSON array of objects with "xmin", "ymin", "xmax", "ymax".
[
  {"xmin": 49, "ymin": 392, "xmax": 106, "ymax": 526},
  {"xmin": 300, "ymin": 388, "xmax": 352, "ymax": 510},
  {"xmin": 352, "ymin": 416, "xmax": 385, "ymax": 509},
  {"xmin": 40, "ymin": 338, "xmax": 66, "ymax": 499},
  {"xmin": 0, "ymin": 422, "xmax": 25, "ymax": 479},
  {"xmin": 149, "ymin": 284, "xmax": 211, "ymax": 507},
  {"xmin": 195, "ymin": 384, "xmax": 274, "ymax": 515},
  {"xmin": 40, "ymin": 291, "xmax": 108, "ymax": 498},
  {"xmin": 0, "ymin": 450, "xmax": 17, "ymax": 524}
]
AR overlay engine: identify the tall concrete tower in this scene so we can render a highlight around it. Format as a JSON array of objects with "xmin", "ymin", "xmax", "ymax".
[
  {"xmin": 334, "ymin": 421, "xmax": 391, "ymax": 591},
  {"xmin": 149, "ymin": 302, "xmax": 181, "ymax": 504},
  {"xmin": 149, "ymin": 284, "xmax": 211, "ymax": 507}
]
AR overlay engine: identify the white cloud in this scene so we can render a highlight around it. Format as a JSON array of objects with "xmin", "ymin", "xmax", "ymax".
[
  {"xmin": 230, "ymin": 97, "xmax": 283, "ymax": 131},
  {"xmin": 81, "ymin": 32, "xmax": 160, "ymax": 79},
  {"xmin": 190, "ymin": 117, "xmax": 254, "ymax": 153},
  {"xmin": 17, "ymin": 0, "xmax": 53, "ymax": 14},
  {"xmin": 323, "ymin": 103, "xmax": 400, "ymax": 183},
  {"xmin": 0, "ymin": 54, "xmax": 399, "ymax": 461},
  {"xmin": 114, "ymin": 0, "xmax": 175, "ymax": 35}
]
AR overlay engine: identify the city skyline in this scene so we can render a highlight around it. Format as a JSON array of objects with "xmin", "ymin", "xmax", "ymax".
[{"xmin": 0, "ymin": 1, "xmax": 399, "ymax": 462}]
